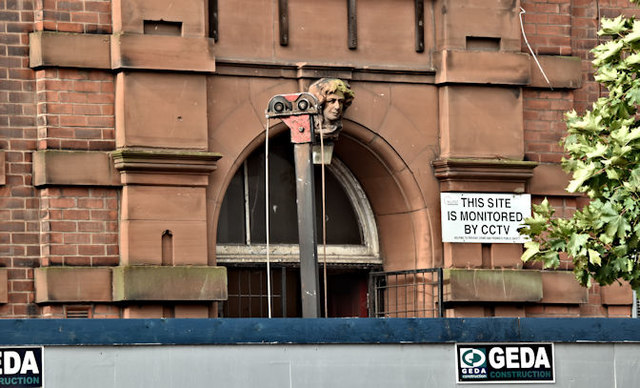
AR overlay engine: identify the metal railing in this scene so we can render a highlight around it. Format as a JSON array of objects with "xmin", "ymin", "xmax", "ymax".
[{"xmin": 368, "ymin": 268, "xmax": 443, "ymax": 318}]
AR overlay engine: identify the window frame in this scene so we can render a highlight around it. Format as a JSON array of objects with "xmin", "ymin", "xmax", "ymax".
[{"xmin": 216, "ymin": 157, "xmax": 381, "ymax": 266}]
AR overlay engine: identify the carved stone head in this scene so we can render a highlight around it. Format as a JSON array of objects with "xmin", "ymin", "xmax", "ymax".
[{"xmin": 308, "ymin": 78, "xmax": 355, "ymax": 138}]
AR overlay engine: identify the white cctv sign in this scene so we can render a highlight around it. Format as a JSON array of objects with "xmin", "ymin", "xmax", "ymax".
[{"xmin": 441, "ymin": 193, "xmax": 531, "ymax": 243}]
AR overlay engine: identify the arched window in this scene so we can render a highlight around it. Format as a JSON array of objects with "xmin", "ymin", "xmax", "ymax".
[{"xmin": 216, "ymin": 132, "xmax": 380, "ymax": 317}]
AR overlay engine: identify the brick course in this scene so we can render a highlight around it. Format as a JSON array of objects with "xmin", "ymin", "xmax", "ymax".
[
  {"xmin": 34, "ymin": 0, "xmax": 111, "ymax": 34},
  {"xmin": 36, "ymin": 68, "xmax": 115, "ymax": 150},
  {"xmin": 0, "ymin": 0, "xmax": 39, "ymax": 318},
  {"xmin": 40, "ymin": 187, "xmax": 118, "ymax": 267}
]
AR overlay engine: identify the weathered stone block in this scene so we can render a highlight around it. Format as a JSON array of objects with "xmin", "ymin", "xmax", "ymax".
[
  {"xmin": 601, "ymin": 282, "xmax": 633, "ymax": 305},
  {"xmin": 540, "ymin": 271, "xmax": 588, "ymax": 304},
  {"xmin": 116, "ymin": 72, "xmax": 208, "ymax": 149},
  {"xmin": 112, "ymin": 0, "xmax": 206, "ymax": 36},
  {"xmin": 491, "ymin": 244, "xmax": 523, "ymax": 269},
  {"xmin": 529, "ymin": 55, "xmax": 582, "ymax": 89},
  {"xmin": 121, "ymin": 186, "xmax": 206, "ymax": 222},
  {"xmin": 439, "ymin": 86, "xmax": 524, "ymax": 159},
  {"xmin": 112, "ymin": 266, "xmax": 227, "ymax": 301},
  {"xmin": 0, "ymin": 151, "xmax": 5, "ymax": 186},
  {"xmin": 35, "ymin": 267, "xmax": 113, "ymax": 303},
  {"xmin": 435, "ymin": 50, "xmax": 530, "ymax": 85},
  {"xmin": 528, "ymin": 164, "xmax": 574, "ymax": 197},
  {"xmin": 111, "ymin": 34, "xmax": 214, "ymax": 72},
  {"xmin": 437, "ymin": 0, "xmax": 521, "ymax": 51},
  {"xmin": 443, "ymin": 268, "xmax": 542, "ymax": 302},
  {"xmin": 0, "ymin": 269, "xmax": 7, "ymax": 303},
  {"xmin": 29, "ymin": 32, "xmax": 111, "ymax": 69},
  {"xmin": 33, "ymin": 150, "xmax": 121, "ymax": 187},
  {"xmin": 120, "ymin": 220, "xmax": 208, "ymax": 266},
  {"xmin": 443, "ymin": 243, "xmax": 482, "ymax": 268}
]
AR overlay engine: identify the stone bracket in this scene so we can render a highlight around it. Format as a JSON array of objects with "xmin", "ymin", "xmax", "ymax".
[
  {"xmin": 112, "ymin": 266, "xmax": 227, "ymax": 302},
  {"xmin": 433, "ymin": 158, "xmax": 538, "ymax": 193},
  {"xmin": 112, "ymin": 149, "xmax": 221, "ymax": 186}
]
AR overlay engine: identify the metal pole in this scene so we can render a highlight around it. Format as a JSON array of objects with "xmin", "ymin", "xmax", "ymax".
[
  {"xmin": 293, "ymin": 142, "xmax": 320, "ymax": 318},
  {"xmin": 265, "ymin": 92, "xmax": 321, "ymax": 318}
]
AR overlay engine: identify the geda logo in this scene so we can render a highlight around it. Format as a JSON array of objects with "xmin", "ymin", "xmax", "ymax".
[{"xmin": 459, "ymin": 348, "xmax": 487, "ymax": 378}]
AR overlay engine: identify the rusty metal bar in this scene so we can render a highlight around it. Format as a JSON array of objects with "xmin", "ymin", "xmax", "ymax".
[
  {"xmin": 208, "ymin": 0, "xmax": 218, "ymax": 42},
  {"xmin": 438, "ymin": 267, "xmax": 444, "ymax": 318},
  {"xmin": 294, "ymin": 143, "xmax": 320, "ymax": 318},
  {"xmin": 279, "ymin": 0, "xmax": 289, "ymax": 46},
  {"xmin": 347, "ymin": 0, "xmax": 357, "ymax": 49},
  {"xmin": 281, "ymin": 267, "xmax": 287, "ymax": 317},
  {"xmin": 415, "ymin": 0, "xmax": 424, "ymax": 52}
]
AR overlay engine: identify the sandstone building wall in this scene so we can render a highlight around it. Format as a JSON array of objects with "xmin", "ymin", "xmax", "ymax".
[{"xmin": 0, "ymin": 0, "xmax": 635, "ymax": 318}]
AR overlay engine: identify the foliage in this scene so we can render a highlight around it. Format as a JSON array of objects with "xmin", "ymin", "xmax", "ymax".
[{"xmin": 519, "ymin": 8, "xmax": 640, "ymax": 290}]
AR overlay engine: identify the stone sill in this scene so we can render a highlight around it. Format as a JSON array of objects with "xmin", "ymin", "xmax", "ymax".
[{"xmin": 35, "ymin": 266, "xmax": 227, "ymax": 303}]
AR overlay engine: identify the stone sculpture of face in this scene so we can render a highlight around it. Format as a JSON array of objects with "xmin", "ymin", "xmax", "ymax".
[
  {"xmin": 308, "ymin": 78, "xmax": 354, "ymax": 139},
  {"xmin": 323, "ymin": 92, "xmax": 346, "ymax": 123}
]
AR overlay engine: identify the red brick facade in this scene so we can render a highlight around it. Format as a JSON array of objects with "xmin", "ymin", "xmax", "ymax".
[{"xmin": 0, "ymin": 0, "xmax": 635, "ymax": 318}]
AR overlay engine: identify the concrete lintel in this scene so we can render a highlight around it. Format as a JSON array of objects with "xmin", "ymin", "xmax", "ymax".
[
  {"xmin": 112, "ymin": 266, "xmax": 227, "ymax": 302},
  {"xmin": 444, "ymin": 268, "xmax": 543, "ymax": 303},
  {"xmin": 33, "ymin": 150, "xmax": 121, "ymax": 187}
]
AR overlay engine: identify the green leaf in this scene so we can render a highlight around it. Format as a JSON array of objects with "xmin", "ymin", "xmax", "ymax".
[
  {"xmin": 594, "ymin": 66, "xmax": 618, "ymax": 82},
  {"xmin": 568, "ymin": 234, "xmax": 589, "ymax": 256},
  {"xmin": 623, "ymin": 19, "xmax": 640, "ymax": 43},
  {"xmin": 567, "ymin": 162, "xmax": 598, "ymax": 192},
  {"xmin": 627, "ymin": 86, "xmax": 640, "ymax": 105},
  {"xmin": 600, "ymin": 16, "xmax": 628, "ymax": 36},
  {"xmin": 624, "ymin": 52, "xmax": 640, "ymax": 66},
  {"xmin": 521, "ymin": 241, "xmax": 540, "ymax": 263},
  {"xmin": 628, "ymin": 167, "xmax": 640, "ymax": 191},
  {"xmin": 588, "ymin": 249, "xmax": 602, "ymax": 266},
  {"xmin": 585, "ymin": 142, "xmax": 608, "ymax": 159},
  {"xmin": 592, "ymin": 40, "xmax": 624, "ymax": 66}
]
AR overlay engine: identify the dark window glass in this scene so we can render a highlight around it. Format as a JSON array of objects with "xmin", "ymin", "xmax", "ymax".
[
  {"xmin": 315, "ymin": 165, "xmax": 361, "ymax": 244},
  {"xmin": 217, "ymin": 133, "xmax": 362, "ymax": 245},
  {"xmin": 223, "ymin": 267, "xmax": 300, "ymax": 318},
  {"xmin": 217, "ymin": 168, "xmax": 245, "ymax": 244},
  {"xmin": 222, "ymin": 267, "xmax": 368, "ymax": 318}
]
